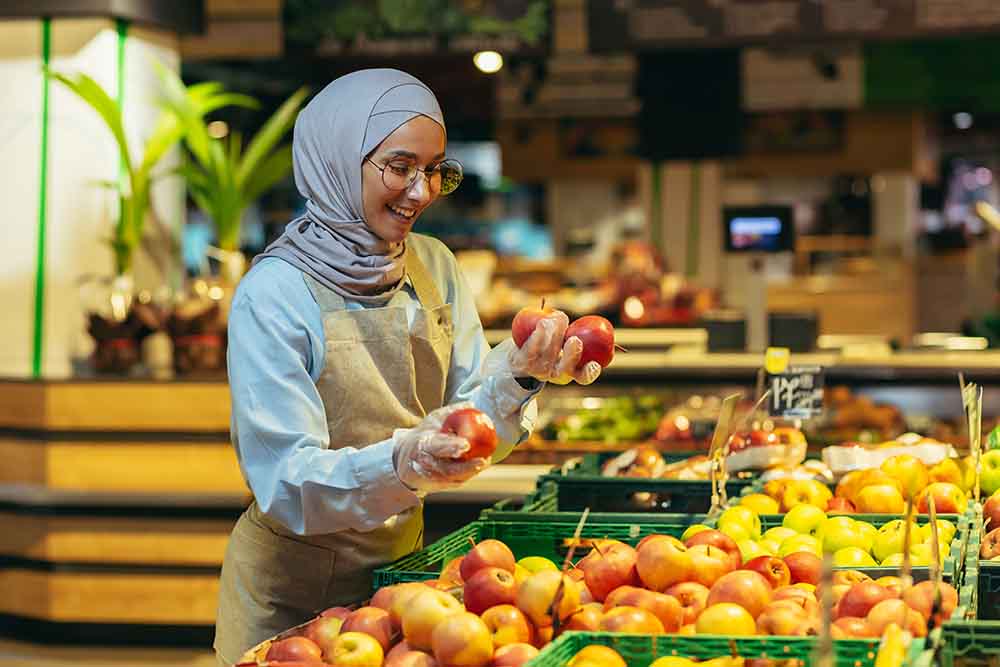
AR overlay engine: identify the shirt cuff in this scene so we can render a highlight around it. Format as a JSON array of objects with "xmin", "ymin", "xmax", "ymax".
[
  {"xmin": 353, "ymin": 438, "xmax": 421, "ymax": 521},
  {"xmin": 492, "ymin": 372, "xmax": 544, "ymax": 416}
]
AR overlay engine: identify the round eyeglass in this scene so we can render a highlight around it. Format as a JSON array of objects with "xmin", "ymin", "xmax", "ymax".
[{"xmin": 366, "ymin": 157, "xmax": 464, "ymax": 196}]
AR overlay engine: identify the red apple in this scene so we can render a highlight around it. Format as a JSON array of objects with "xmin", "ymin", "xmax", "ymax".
[
  {"xmin": 430, "ymin": 612, "xmax": 493, "ymax": 667},
  {"xmin": 687, "ymin": 544, "xmax": 734, "ymax": 588},
  {"xmin": 439, "ymin": 556, "xmax": 464, "ymax": 588},
  {"xmin": 684, "ymin": 530, "xmax": 741, "ymax": 569},
  {"xmin": 866, "ymin": 599, "xmax": 926, "ymax": 638},
  {"xmin": 635, "ymin": 535, "xmax": 693, "ymax": 592},
  {"xmin": 744, "ymin": 556, "xmax": 791, "ymax": 589},
  {"xmin": 302, "ymin": 615, "xmax": 344, "ymax": 661},
  {"xmin": 902, "ymin": 581, "xmax": 958, "ymax": 626},
  {"xmin": 916, "ymin": 482, "xmax": 967, "ymax": 514},
  {"xmin": 330, "ymin": 632, "xmax": 385, "ymax": 667},
  {"xmin": 342, "ymin": 607, "xmax": 394, "ymax": 652},
  {"xmin": 267, "ymin": 637, "xmax": 323, "ymax": 663},
  {"xmin": 492, "ymin": 643, "xmax": 539, "ymax": 667},
  {"xmin": 982, "ymin": 527, "xmax": 1000, "ymax": 559},
  {"xmin": 378, "ymin": 582, "xmax": 430, "ymax": 629},
  {"xmin": 461, "ymin": 540, "xmax": 516, "ymax": 581},
  {"xmin": 321, "ymin": 607, "xmax": 354, "ymax": 620},
  {"xmin": 511, "ymin": 304, "xmax": 555, "ymax": 348},
  {"xmin": 564, "ymin": 602, "xmax": 604, "ymax": 632},
  {"xmin": 579, "ymin": 541, "xmax": 639, "ymax": 601},
  {"xmin": 665, "ymin": 582, "xmax": 710, "ymax": 625},
  {"xmin": 832, "ymin": 570, "xmax": 872, "ymax": 586},
  {"xmin": 565, "ymin": 315, "xmax": 616, "ymax": 368},
  {"xmin": 984, "ymin": 492, "xmax": 1000, "ymax": 531},
  {"xmin": 515, "ymin": 570, "xmax": 580, "ymax": 628},
  {"xmin": 783, "ymin": 552, "xmax": 822, "ymax": 586},
  {"xmin": 771, "ymin": 586, "xmax": 819, "ymax": 617},
  {"xmin": 603, "ymin": 586, "xmax": 683, "ymax": 632},
  {"xmin": 599, "ymin": 605, "xmax": 665, "ymax": 634},
  {"xmin": 463, "ymin": 567, "xmax": 517, "ymax": 615},
  {"xmin": 401, "ymin": 589, "xmax": 464, "ymax": 651},
  {"xmin": 755, "ymin": 600, "xmax": 811, "ymax": 636},
  {"xmin": 837, "ymin": 581, "xmax": 895, "ymax": 620},
  {"xmin": 480, "ymin": 604, "xmax": 533, "ymax": 648},
  {"xmin": 441, "ymin": 408, "xmax": 498, "ymax": 461},
  {"xmin": 385, "ymin": 644, "xmax": 438, "ymax": 667},
  {"xmin": 706, "ymin": 570, "xmax": 773, "ymax": 619},
  {"xmin": 833, "ymin": 616, "xmax": 874, "ymax": 638},
  {"xmin": 826, "ymin": 497, "xmax": 857, "ymax": 514}
]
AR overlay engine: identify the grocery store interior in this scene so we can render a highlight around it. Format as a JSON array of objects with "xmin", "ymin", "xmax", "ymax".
[{"xmin": 5, "ymin": 1, "xmax": 1000, "ymax": 666}]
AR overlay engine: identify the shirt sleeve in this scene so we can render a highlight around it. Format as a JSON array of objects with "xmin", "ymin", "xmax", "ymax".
[
  {"xmin": 433, "ymin": 244, "xmax": 542, "ymax": 463},
  {"xmin": 227, "ymin": 263, "xmax": 420, "ymax": 536}
]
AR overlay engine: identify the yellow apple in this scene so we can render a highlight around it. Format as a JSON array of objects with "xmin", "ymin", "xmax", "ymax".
[
  {"xmin": 740, "ymin": 493, "xmax": 780, "ymax": 515},
  {"xmin": 880, "ymin": 454, "xmax": 930, "ymax": 500},
  {"xmin": 681, "ymin": 524, "xmax": 711, "ymax": 542},
  {"xmin": 832, "ymin": 547, "xmax": 877, "ymax": 567},
  {"xmin": 854, "ymin": 484, "xmax": 905, "ymax": 514},
  {"xmin": 779, "ymin": 534, "xmax": 823, "ymax": 558},
  {"xmin": 928, "ymin": 457, "xmax": 964, "ymax": 488},
  {"xmin": 782, "ymin": 504, "xmax": 828, "ymax": 536}
]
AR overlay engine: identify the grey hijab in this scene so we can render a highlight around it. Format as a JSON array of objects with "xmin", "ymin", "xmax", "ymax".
[{"xmin": 254, "ymin": 69, "xmax": 445, "ymax": 303}]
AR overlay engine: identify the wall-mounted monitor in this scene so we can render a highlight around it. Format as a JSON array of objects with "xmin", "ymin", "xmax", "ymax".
[{"xmin": 723, "ymin": 206, "xmax": 794, "ymax": 253}]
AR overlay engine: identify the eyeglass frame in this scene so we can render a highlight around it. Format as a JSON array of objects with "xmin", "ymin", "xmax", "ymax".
[{"xmin": 364, "ymin": 156, "xmax": 464, "ymax": 196}]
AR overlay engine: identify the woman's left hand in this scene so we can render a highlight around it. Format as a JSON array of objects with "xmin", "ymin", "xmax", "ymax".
[{"xmin": 507, "ymin": 311, "xmax": 602, "ymax": 385}]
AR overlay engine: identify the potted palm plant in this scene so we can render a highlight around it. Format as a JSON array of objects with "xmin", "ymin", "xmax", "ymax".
[
  {"xmin": 48, "ymin": 65, "xmax": 254, "ymax": 374},
  {"xmin": 161, "ymin": 84, "xmax": 309, "ymax": 375}
]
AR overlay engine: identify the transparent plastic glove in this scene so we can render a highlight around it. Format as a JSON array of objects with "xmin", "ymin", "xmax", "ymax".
[
  {"xmin": 392, "ymin": 403, "xmax": 490, "ymax": 493},
  {"xmin": 507, "ymin": 313, "xmax": 604, "ymax": 385}
]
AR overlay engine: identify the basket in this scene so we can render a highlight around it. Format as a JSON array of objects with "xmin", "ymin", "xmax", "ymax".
[
  {"xmin": 537, "ymin": 453, "xmax": 756, "ymax": 514},
  {"xmin": 372, "ymin": 513, "xmax": 706, "ymax": 590},
  {"xmin": 525, "ymin": 630, "xmax": 924, "ymax": 667}
]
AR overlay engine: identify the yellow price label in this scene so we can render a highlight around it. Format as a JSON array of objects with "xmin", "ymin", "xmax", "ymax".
[{"xmin": 765, "ymin": 347, "xmax": 791, "ymax": 374}]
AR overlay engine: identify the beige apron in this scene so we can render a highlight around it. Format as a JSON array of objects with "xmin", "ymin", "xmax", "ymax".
[{"xmin": 214, "ymin": 253, "xmax": 454, "ymax": 665}]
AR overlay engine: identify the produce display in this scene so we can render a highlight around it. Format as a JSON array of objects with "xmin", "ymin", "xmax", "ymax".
[{"xmin": 542, "ymin": 397, "xmax": 665, "ymax": 445}]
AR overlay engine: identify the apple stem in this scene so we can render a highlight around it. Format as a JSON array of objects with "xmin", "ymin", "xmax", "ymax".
[
  {"xmin": 467, "ymin": 536, "xmax": 477, "ymax": 549},
  {"xmin": 592, "ymin": 542, "xmax": 606, "ymax": 557},
  {"xmin": 614, "ymin": 343, "xmax": 628, "ymax": 353},
  {"xmin": 540, "ymin": 297, "xmax": 546, "ymax": 310}
]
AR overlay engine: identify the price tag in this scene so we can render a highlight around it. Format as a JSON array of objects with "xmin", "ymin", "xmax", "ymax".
[
  {"xmin": 768, "ymin": 366, "xmax": 825, "ymax": 418},
  {"xmin": 765, "ymin": 347, "xmax": 790, "ymax": 374}
]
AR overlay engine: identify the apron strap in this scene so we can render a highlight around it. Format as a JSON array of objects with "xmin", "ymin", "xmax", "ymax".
[
  {"xmin": 301, "ymin": 273, "xmax": 347, "ymax": 312},
  {"xmin": 405, "ymin": 251, "xmax": 446, "ymax": 311}
]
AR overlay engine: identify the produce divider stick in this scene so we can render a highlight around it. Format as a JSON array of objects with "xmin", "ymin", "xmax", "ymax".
[
  {"xmin": 901, "ymin": 496, "xmax": 915, "ymax": 591},
  {"xmin": 974, "ymin": 386, "xmax": 984, "ymax": 504},
  {"xmin": 550, "ymin": 507, "xmax": 591, "ymax": 634},
  {"xmin": 927, "ymin": 495, "xmax": 941, "ymax": 588},
  {"xmin": 813, "ymin": 552, "xmax": 835, "ymax": 667},
  {"xmin": 708, "ymin": 393, "xmax": 742, "ymax": 517}
]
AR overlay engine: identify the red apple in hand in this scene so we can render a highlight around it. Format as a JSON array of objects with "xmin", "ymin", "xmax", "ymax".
[
  {"xmin": 511, "ymin": 303, "xmax": 556, "ymax": 347},
  {"xmin": 267, "ymin": 636, "xmax": 323, "ymax": 663},
  {"xmin": 441, "ymin": 408, "xmax": 498, "ymax": 461},
  {"xmin": 565, "ymin": 315, "xmax": 616, "ymax": 368}
]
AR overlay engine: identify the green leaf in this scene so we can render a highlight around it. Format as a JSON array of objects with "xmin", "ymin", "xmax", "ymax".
[
  {"xmin": 241, "ymin": 143, "xmax": 293, "ymax": 203},
  {"xmin": 236, "ymin": 86, "xmax": 308, "ymax": 187},
  {"xmin": 47, "ymin": 69, "xmax": 132, "ymax": 174}
]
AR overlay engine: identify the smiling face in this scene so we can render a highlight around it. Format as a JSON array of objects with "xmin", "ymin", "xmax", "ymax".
[{"xmin": 362, "ymin": 115, "xmax": 446, "ymax": 243}]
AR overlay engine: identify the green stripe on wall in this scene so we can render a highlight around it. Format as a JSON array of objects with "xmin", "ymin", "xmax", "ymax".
[
  {"xmin": 116, "ymin": 19, "xmax": 127, "ymax": 187},
  {"xmin": 687, "ymin": 164, "xmax": 701, "ymax": 278},
  {"xmin": 31, "ymin": 18, "xmax": 52, "ymax": 379}
]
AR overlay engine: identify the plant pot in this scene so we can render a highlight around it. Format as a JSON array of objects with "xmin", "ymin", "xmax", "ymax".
[
  {"xmin": 84, "ymin": 275, "xmax": 164, "ymax": 375},
  {"xmin": 167, "ymin": 295, "xmax": 227, "ymax": 377}
]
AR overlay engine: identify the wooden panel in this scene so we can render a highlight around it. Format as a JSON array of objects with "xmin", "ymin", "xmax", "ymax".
[
  {"xmin": 0, "ymin": 381, "xmax": 231, "ymax": 431},
  {"xmin": 0, "ymin": 438, "xmax": 249, "ymax": 495},
  {"xmin": 0, "ymin": 570, "xmax": 219, "ymax": 624},
  {"xmin": 205, "ymin": 0, "xmax": 281, "ymax": 15},
  {"xmin": 181, "ymin": 19, "xmax": 282, "ymax": 59},
  {"xmin": 0, "ymin": 513, "xmax": 233, "ymax": 565}
]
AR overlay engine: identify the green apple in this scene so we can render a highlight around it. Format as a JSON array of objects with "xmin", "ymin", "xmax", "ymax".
[
  {"xmin": 763, "ymin": 527, "xmax": 798, "ymax": 543},
  {"xmin": 719, "ymin": 522, "xmax": 752, "ymax": 543},
  {"xmin": 682, "ymin": 524, "xmax": 711, "ymax": 542},
  {"xmin": 880, "ymin": 553, "xmax": 905, "ymax": 566},
  {"xmin": 718, "ymin": 506, "xmax": 762, "ymax": 541},
  {"xmin": 737, "ymin": 539, "xmax": 768, "ymax": 563},
  {"xmin": 919, "ymin": 520, "xmax": 956, "ymax": 546},
  {"xmin": 872, "ymin": 520, "xmax": 918, "ymax": 563},
  {"xmin": 817, "ymin": 517, "xmax": 869, "ymax": 554},
  {"xmin": 779, "ymin": 534, "xmax": 823, "ymax": 558},
  {"xmin": 782, "ymin": 505, "xmax": 828, "ymax": 537},
  {"xmin": 832, "ymin": 547, "xmax": 878, "ymax": 567},
  {"xmin": 517, "ymin": 556, "xmax": 558, "ymax": 574},
  {"xmin": 856, "ymin": 521, "xmax": 878, "ymax": 545},
  {"xmin": 983, "ymin": 450, "xmax": 1000, "ymax": 496}
]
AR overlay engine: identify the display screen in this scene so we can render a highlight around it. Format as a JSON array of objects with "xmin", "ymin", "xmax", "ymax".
[{"xmin": 723, "ymin": 206, "xmax": 794, "ymax": 253}]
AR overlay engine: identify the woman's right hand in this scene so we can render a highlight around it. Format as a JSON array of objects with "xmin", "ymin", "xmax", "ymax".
[{"xmin": 392, "ymin": 403, "xmax": 489, "ymax": 493}]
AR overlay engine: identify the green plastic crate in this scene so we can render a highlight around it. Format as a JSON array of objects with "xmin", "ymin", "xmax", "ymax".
[
  {"xmin": 537, "ymin": 453, "xmax": 756, "ymax": 514},
  {"xmin": 940, "ymin": 621, "xmax": 1000, "ymax": 667},
  {"xmin": 524, "ymin": 631, "xmax": 925, "ymax": 667},
  {"xmin": 372, "ymin": 514, "xmax": 706, "ymax": 590}
]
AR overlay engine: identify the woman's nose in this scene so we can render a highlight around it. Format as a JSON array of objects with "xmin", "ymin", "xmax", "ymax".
[{"xmin": 405, "ymin": 171, "xmax": 433, "ymax": 205}]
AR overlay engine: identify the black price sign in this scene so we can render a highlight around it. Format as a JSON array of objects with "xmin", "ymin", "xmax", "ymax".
[{"xmin": 768, "ymin": 366, "xmax": 824, "ymax": 418}]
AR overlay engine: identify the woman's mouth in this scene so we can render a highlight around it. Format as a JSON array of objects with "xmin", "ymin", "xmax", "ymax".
[{"xmin": 386, "ymin": 204, "xmax": 417, "ymax": 224}]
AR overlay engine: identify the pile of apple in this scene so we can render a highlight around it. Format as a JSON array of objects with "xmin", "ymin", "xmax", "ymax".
[
  {"xmin": 701, "ymin": 504, "xmax": 956, "ymax": 568},
  {"xmin": 752, "ymin": 454, "xmax": 971, "ymax": 516},
  {"xmin": 251, "ymin": 523, "xmax": 956, "ymax": 667}
]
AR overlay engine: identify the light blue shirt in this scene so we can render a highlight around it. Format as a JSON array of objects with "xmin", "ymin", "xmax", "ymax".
[{"xmin": 227, "ymin": 234, "xmax": 540, "ymax": 536}]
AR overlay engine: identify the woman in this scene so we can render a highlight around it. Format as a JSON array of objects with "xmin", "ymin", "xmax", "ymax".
[{"xmin": 213, "ymin": 69, "xmax": 602, "ymax": 665}]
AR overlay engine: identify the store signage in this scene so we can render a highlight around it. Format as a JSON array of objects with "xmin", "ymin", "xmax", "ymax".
[
  {"xmin": 588, "ymin": 0, "xmax": 1000, "ymax": 52},
  {"xmin": 768, "ymin": 366, "xmax": 824, "ymax": 418}
]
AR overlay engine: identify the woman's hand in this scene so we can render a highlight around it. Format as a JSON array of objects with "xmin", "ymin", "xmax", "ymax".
[
  {"xmin": 392, "ymin": 403, "xmax": 489, "ymax": 493},
  {"xmin": 508, "ymin": 311, "xmax": 603, "ymax": 385}
]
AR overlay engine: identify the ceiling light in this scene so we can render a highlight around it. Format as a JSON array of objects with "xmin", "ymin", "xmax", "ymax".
[
  {"xmin": 953, "ymin": 112, "xmax": 973, "ymax": 130},
  {"xmin": 208, "ymin": 120, "xmax": 229, "ymax": 138},
  {"xmin": 473, "ymin": 50, "xmax": 503, "ymax": 74}
]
